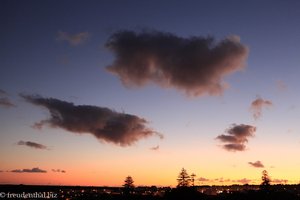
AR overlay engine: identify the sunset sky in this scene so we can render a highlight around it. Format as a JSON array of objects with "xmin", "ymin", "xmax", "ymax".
[{"xmin": 1, "ymin": 0, "xmax": 300, "ymax": 187}]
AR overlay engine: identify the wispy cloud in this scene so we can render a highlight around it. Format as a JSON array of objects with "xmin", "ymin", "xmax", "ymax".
[
  {"xmin": 0, "ymin": 89, "xmax": 15, "ymax": 108},
  {"xmin": 106, "ymin": 30, "xmax": 248, "ymax": 97},
  {"xmin": 248, "ymin": 160, "xmax": 264, "ymax": 168},
  {"xmin": 52, "ymin": 169, "xmax": 66, "ymax": 173},
  {"xmin": 250, "ymin": 97, "xmax": 272, "ymax": 120},
  {"xmin": 198, "ymin": 177, "xmax": 210, "ymax": 182},
  {"xmin": 276, "ymin": 80, "xmax": 287, "ymax": 91},
  {"xmin": 216, "ymin": 177, "xmax": 231, "ymax": 183},
  {"xmin": 0, "ymin": 98, "xmax": 15, "ymax": 108},
  {"xmin": 272, "ymin": 179, "xmax": 288, "ymax": 184},
  {"xmin": 21, "ymin": 94, "xmax": 162, "ymax": 147},
  {"xmin": 17, "ymin": 140, "xmax": 48, "ymax": 150},
  {"xmin": 58, "ymin": 54, "xmax": 70, "ymax": 65},
  {"xmin": 198, "ymin": 177, "xmax": 254, "ymax": 184},
  {"xmin": 150, "ymin": 145, "xmax": 159, "ymax": 151},
  {"xmin": 234, "ymin": 178, "xmax": 252, "ymax": 184},
  {"xmin": 57, "ymin": 31, "xmax": 90, "ymax": 46},
  {"xmin": 11, "ymin": 167, "xmax": 47, "ymax": 173},
  {"xmin": 0, "ymin": 89, "xmax": 7, "ymax": 95},
  {"xmin": 216, "ymin": 124, "xmax": 256, "ymax": 152}
]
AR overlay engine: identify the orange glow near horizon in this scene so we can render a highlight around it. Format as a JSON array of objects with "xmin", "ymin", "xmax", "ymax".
[
  {"xmin": 1, "ymin": 166, "xmax": 299, "ymax": 187},
  {"xmin": 1, "ymin": 135, "xmax": 300, "ymax": 187}
]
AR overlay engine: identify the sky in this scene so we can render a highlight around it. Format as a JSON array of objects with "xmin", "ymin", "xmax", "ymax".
[{"xmin": 1, "ymin": 0, "xmax": 300, "ymax": 187}]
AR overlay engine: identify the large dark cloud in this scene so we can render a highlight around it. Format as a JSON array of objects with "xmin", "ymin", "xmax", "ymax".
[
  {"xmin": 248, "ymin": 160, "xmax": 264, "ymax": 168},
  {"xmin": 11, "ymin": 167, "xmax": 47, "ymax": 173},
  {"xmin": 250, "ymin": 97, "xmax": 272, "ymax": 120},
  {"xmin": 17, "ymin": 140, "xmax": 48, "ymax": 150},
  {"xmin": 216, "ymin": 124, "xmax": 256, "ymax": 152},
  {"xmin": 21, "ymin": 94, "xmax": 161, "ymax": 146},
  {"xmin": 106, "ymin": 30, "xmax": 248, "ymax": 97}
]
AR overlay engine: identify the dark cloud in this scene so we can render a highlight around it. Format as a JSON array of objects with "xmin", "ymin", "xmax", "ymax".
[
  {"xmin": 57, "ymin": 31, "xmax": 90, "ymax": 46},
  {"xmin": 223, "ymin": 143, "xmax": 246, "ymax": 151},
  {"xmin": 106, "ymin": 30, "xmax": 248, "ymax": 97},
  {"xmin": 11, "ymin": 167, "xmax": 47, "ymax": 173},
  {"xmin": 250, "ymin": 97, "xmax": 272, "ymax": 120},
  {"xmin": 52, "ymin": 169, "xmax": 66, "ymax": 173},
  {"xmin": 17, "ymin": 140, "xmax": 48, "ymax": 150},
  {"xmin": 21, "ymin": 94, "xmax": 161, "ymax": 146},
  {"xmin": 216, "ymin": 124, "xmax": 256, "ymax": 152},
  {"xmin": 248, "ymin": 160, "xmax": 264, "ymax": 168}
]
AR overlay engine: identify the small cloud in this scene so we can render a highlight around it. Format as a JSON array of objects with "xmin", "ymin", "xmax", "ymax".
[
  {"xmin": 31, "ymin": 121, "xmax": 45, "ymax": 130},
  {"xmin": 216, "ymin": 124, "xmax": 256, "ymax": 152},
  {"xmin": 52, "ymin": 169, "xmax": 66, "ymax": 173},
  {"xmin": 218, "ymin": 178, "xmax": 231, "ymax": 183},
  {"xmin": 272, "ymin": 179, "xmax": 288, "ymax": 184},
  {"xmin": 150, "ymin": 145, "xmax": 159, "ymax": 151},
  {"xmin": 223, "ymin": 143, "xmax": 246, "ymax": 151},
  {"xmin": 0, "ymin": 97, "xmax": 16, "ymax": 108},
  {"xmin": 0, "ymin": 89, "xmax": 7, "ymax": 95},
  {"xmin": 11, "ymin": 167, "xmax": 47, "ymax": 173},
  {"xmin": 234, "ymin": 178, "xmax": 252, "ymax": 184},
  {"xmin": 58, "ymin": 54, "xmax": 70, "ymax": 65},
  {"xmin": 106, "ymin": 30, "xmax": 248, "ymax": 97},
  {"xmin": 21, "ymin": 94, "xmax": 162, "ymax": 147},
  {"xmin": 17, "ymin": 140, "xmax": 48, "ymax": 150},
  {"xmin": 250, "ymin": 97, "xmax": 272, "ymax": 120},
  {"xmin": 156, "ymin": 133, "xmax": 164, "ymax": 140},
  {"xmin": 0, "ymin": 90, "xmax": 15, "ymax": 108},
  {"xmin": 248, "ymin": 160, "xmax": 264, "ymax": 168},
  {"xmin": 57, "ymin": 31, "xmax": 90, "ymax": 46},
  {"xmin": 276, "ymin": 80, "xmax": 287, "ymax": 91},
  {"xmin": 287, "ymin": 129, "xmax": 293, "ymax": 134},
  {"xmin": 198, "ymin": 177, "xmax": 210, "ymax": 182}
]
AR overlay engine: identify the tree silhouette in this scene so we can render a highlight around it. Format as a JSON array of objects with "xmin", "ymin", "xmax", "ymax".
[
  {"xmin": 177, "ymin": 168, "xmax": 191, "ymax": 187},
  {"xmin": 260, "ymin": 170, "xmax": 271, "ymax": 191},
  {"xmin": 191, "ymin": 173, "xmax": 196, "ymax": 187},
  {"xmin": 123, "ymin": 176, "xmax": 134, "ymax": 195}
]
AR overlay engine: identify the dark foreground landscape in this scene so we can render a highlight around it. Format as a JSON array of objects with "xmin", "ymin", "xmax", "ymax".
[{"xmin": 1, "ymin": 184, "xmax": 300, "ymax": 200}]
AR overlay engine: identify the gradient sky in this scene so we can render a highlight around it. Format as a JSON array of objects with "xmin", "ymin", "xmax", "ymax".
[{"xmin": 1, "ymin": 0, "xmax": 300, "ymax": 187}]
